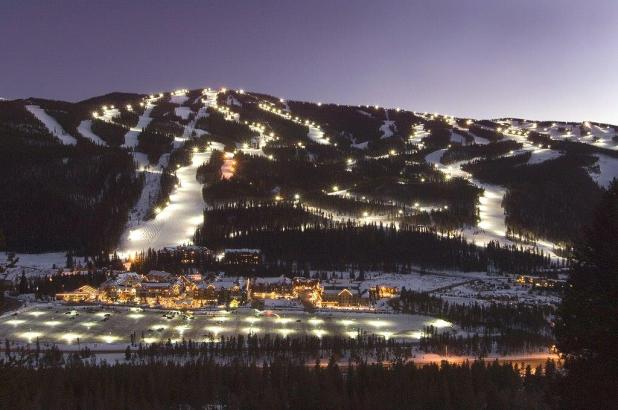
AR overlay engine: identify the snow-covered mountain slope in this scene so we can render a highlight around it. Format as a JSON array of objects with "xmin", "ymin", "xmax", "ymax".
[{"xmin": 1, "ymin": 87, "xmax": 616, "ymax": 262}]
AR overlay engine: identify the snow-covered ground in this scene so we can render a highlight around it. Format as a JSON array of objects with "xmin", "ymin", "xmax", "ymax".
[
  {"xmin": 123, "ymin": 99, "xmax": 156, "ymax": 148},
  {"xmin": 174, "ymin": 106, "xmax": 192, "ymax": 120},
  {"xmin": 77, "ymin": 120, "xmax": 107, "ymax": 146},
  {"xmin": 0, "ymin": 252, "xmax": 79, "ymax": 276},
  {"xmin": 25, "ymin": 105, "xmax": 77, "ymax": 145},
  {"xmin": 118, "ymin": 150, "xmax": 212, "ymax": 256},
  {"xmin": 307, "ymin": 125, "xmax": 330, "ymax": 144},
  {"xmin": 351, "ymin": 141, "xmax": 369, "ymax": 150},
  {"xmin": 125, "ymin": 167, "xmax": 164, "ymax": 230},
  {"xmin": 590, "ymin": 153, "xmax": 618, "ymax": 188},
  {"xmin": 424, "ymin": 149, "xmax": 561, "ymax": 258},
  {"xmin": 380, "ymin": 120, "xmax": 395, "ymax": 139},
  {"xmin": 0, "ymin": 303, "xmax": 450, "ymax": 348},
  {"xmin": 170, "ymin": 95, "xmax": 189, "ymax": 105}
]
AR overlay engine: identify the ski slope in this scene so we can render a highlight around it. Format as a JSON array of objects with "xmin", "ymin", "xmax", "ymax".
[
  {"xmin": 25, "ymin": 105, "xmax": 77, "ymax": 145},
  {"xmin": 77, "ymin": 120, "xmax": 107, "ymax": 146},
  {"xmin": 424, "ymin": 149, "xmax": 561, "ymax": 258},
  {"xmin": 119, "ymin": 150, "xmax": 212, "ymax": 256},
  {"xmin": 123, "ymin": 100, "xmax": 156, "ymax": 148}
]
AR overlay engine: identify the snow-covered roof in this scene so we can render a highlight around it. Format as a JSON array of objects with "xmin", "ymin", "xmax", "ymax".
[
  {"xmin": 224, "ymin": 248, "xmax": 261, "ymax": 254},
  {"xmin": 140, "ymin": 282, "xmax": 172, "ymax": 289},
  {"xmin": 147, "ymin": 270, "xmax": 172, "ymax": 280},
  {"xmin": 211, "ymin": 276, "xmax": 246, "ymax": 290},
  {"xmin": 253, "ymin": 275, "xmax": 290, "ymax": 285}
]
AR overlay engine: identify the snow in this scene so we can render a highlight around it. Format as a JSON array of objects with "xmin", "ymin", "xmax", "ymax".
[
  {"xmin": 307, "ymin": 125, "xmax": 330, "ymax": 145},
  {"xmin": 100, "ymin": 107, "xmax": 119, "ymax": 121},
  {"xmin": 358, "ymin": 273, "xmax": 467, "ymax": 295},
  {"xmin": 0, "ymin": 303, "xmax": 451, "ymax": 347},
  {"xmin": 590, "ymin": 153, "xmax": 618, "ymax": 188},
  {"xmin": 0, "ymin": 252, "xmax": 68, "ymax": 270},
  {"xmin": 424, "ymin": 149, "xmax": 562, "ymax": 259},
  {"xmin": 132, "ymin": 152, "xmax": 150, "ymax": 171},
  {"xmin": 527, "ymin": 148, "xmax": 562, "ymax": 165},
  {"xmin": 174, "ymin": 106, "xmax": 192, "ymax": 120},
  {"xmin": 25, "ymin": 105, "xmax": 77, "ymax": 145},
  {"xmin": 202, "ymin": 89, "xmax": 219, "ymax": 107},
  {"xmin": 77, "ymin": 120, "xmax": 107, "ymax": 146},
  {"xmin": 351, "ymin": 141, "xmax": 369, "ymax": 150},
  {"xmin": 125, "ymin": 169, "xmax": 163, "ymax": 229},
  {"xmin": 221, "ymin": 155, "xmax": 235, "ymax": 180},
  {"xmin": 226, "ymin": 95, "xmax": 242, "ymax": 107},
  {"xmin": 123, "ymin": 103, "xmax": 154, "ymax": 148},
  {"xmin": 380, "ymin": 120, "xmax": 395, "ymax": 139},
  {"xmin": 170, "ymin": 95, "xmax": 189, "ymax": 105},
  {"xmin": 118, "ymin": 150, "xmax": 212, "ymax": 256},
  {"xmin": 450, "ymin": 131, "xmax": 466, "ymax": 144}
]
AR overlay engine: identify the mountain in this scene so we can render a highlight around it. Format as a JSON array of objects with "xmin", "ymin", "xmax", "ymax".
[{"xmin": 1, "ymin": 87, "xmax": 617, "ymax": 271}]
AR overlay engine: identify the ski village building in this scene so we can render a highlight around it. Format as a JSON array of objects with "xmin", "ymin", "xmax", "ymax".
[{"xmin": 56, "ymin": 271, "xmax": 399, "ymax": 311}]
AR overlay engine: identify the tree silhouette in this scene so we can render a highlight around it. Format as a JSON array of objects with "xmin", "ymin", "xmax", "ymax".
[{"xmin": 555, "ymin": 180, "xmax": 618, "ymax": 409}]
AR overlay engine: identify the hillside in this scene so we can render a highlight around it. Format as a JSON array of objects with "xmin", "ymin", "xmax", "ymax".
[{"xmin": 1, "ymin": 87, "xmax": 616, "ymax": 271}]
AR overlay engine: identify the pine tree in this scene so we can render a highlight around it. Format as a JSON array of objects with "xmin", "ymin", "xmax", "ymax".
[
  {"xmin": 555, "ymin": 180, "xmax": 618, "ymax": 409},
  {"xmin": 18, "ymin": 270, "xmax": 28, "ymax": 293}
]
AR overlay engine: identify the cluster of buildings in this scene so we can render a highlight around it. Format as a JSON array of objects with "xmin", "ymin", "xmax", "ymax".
[
  {"xmin": 56, "ymin": 271, "xmax": 400, "ymax": 311},
  {"xmin": 515, "ymin": 275, "xmax": 568, "ymax": 291}
]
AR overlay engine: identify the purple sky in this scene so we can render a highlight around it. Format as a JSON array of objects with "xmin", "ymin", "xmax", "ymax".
[{"xmin": 2, "ymin": 0, "xmax": 617, "ymax": 124}]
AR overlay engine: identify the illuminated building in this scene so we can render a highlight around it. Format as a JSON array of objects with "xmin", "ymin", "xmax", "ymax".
[
  {"xmin": 55, "ymin": 285, "xmax": 99, "ymax": 303},
  {"xmin": 223, "ymin": 248, "xmax": 262, "ymax": 265}
]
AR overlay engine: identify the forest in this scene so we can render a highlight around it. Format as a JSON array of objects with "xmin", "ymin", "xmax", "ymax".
[
  {"xmin": 463, "ymin": 153, "xmax": 603, "ymax": 244},
  {"xmin": 0, "ymin": 355, "xmax": 559, "ymax": 410},
  {"xmin": 193, "ymin": 202, "xmax": 552, "ymax": 272},
  {"xmin": 0, "ymin": 102, "xmax": 142, "ymax": 253}
]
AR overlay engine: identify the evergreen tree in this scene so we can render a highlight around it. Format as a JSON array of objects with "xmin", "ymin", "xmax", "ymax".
[
  {"xmin": 18, "ymin": 270, "xmax": 28, "ymax": 294},
  {"xmin": 555, "ymin": 180, "xmax": 618, "ymax": 409},
  {"xmin": 65, "ymin": 251, "xmax": 74, "ymax": 269}
]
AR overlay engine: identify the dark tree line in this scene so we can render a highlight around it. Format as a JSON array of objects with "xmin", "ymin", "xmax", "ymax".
[
  {"xmin": 555, "ymin": 181, "xmax": 618, "ymax": 409},
  {"xmin": 90, "ymin": 118, "xmax": 127, "ymax": 146},
  {"xmin": 393, "ymin": 289, "xmax": 553, "ymax": 334},
  {"xmin": 464, "ymin": 153, "xmax": 603, "ymax": 244},
  {"xmin": 441, "ymin": 140, "xmax": 522, "ymax": 164},
  {"xmin": 0, "ymin": 105, "xmax": 142, "ymax": 253},
  {"xmin": 194, "ymin": 204, "xmax": 552, "ymax": 272},
  {"xmin": 0, "ymin": 354, "xmax": 558, "ymax": 409},
  {"xmin": 468, "ymin": 124, "xmax": 504, "ymax": 143}
]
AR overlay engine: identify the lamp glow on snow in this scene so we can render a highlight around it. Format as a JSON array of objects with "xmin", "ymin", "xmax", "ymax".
[
  {"xmin": 308, "ymin": 318, "xmax": 324, "ymax": 326},
  {"xmin": 429, "ymin": 319, "xmax": 452, "ymax": 328},
  {"xmin": 27, "ymin": 311, "xmax": 46, "ymax": 317},
  {"xmin": 101, "ymin": 335, "xmax": 119, "ymax": 344},
  {"xmin": 278, "ymin": 328, "xmax": 295, "ymax": 337},
  {"xmin": 20, "ymin": 331, "xmax": 42, "ymax": 342},
  {"xmin": 312, "ymin": 329, "xmax": 327, "ymax": 338}
]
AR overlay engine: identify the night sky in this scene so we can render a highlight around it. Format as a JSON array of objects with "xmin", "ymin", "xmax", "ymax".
[{"xmin": 2, "ymin": 0, "xmax": 617, "ymax": 124}]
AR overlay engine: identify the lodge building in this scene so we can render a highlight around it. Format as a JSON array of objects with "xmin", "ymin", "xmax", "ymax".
[{"xmin": 56, "ymin": 270, "xmax": 398, "ymax": 311}]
